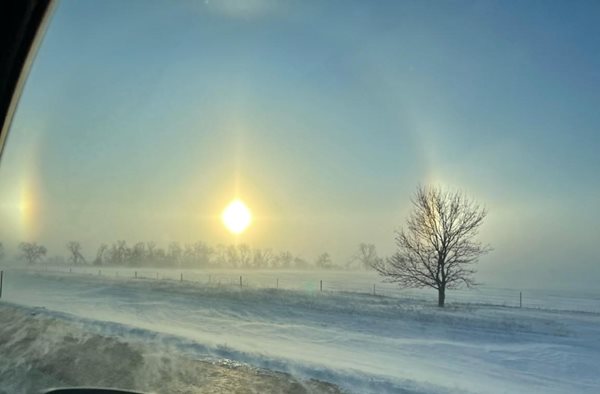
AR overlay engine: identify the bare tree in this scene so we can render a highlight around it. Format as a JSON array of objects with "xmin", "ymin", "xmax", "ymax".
[
  {"xmin": 155, "ymin": 247, "xmax": 166, "ymax": 265},
  {"xmin": 315, "ymin": 252, "xmax": 333, "ymax": 269},
  {"xmin": 181, "ymin": 242, "xmax": 212, "ymax": 268},
  {"xmin": 66, "ymin": 241, "xmax": 86, "ymax": 265},
  {"xmin": 276, "ymin": 251, "xmax": 293, "ymax": 269},
  {"xmin": 226, "ymin": 245, "xmax": 239, "ymax": 268},
  {"xmin": 146, "ymin": 241, "xmax": 157, "ymax": 265},
  {"xmin": 252, "ymin": 248, "xmax": 274, "ymax": 269},
  {"xmin": 238, "ymin": 244, "xmax": 252, "ymax": 268},
  {"xmin": 18, "ymin": 242, "xmax": 47, "ymax": 265},
  {"xmin": 372, "ymin": 186, "xmax": 491, "ymax": 307},
  {"xmin": 183, "ymin": 243, "xmax": 195, "ymax": 266},
  {"xmin": 130, "ymin": 242, "xmax": 146, "ymax": 266},
  {"xmin": 214, "ymin": 244, "xmax": 228, "ymax": 267},
  {"xmin": 93, "ymin": 244, "xmax": 108, "ymax": 266},
  {"xmin": 107, "ymin": 240, "xmax": 129, "ymax": 265},
  {"xmin": 193, "ymin": 242, "xmax": 213, "ymax": 268},
  {"xmin": 168, "ymin": 242, "xmax": 182, "ymax": 267},
  {"xmin": 349, "ymin": 243, "xmax": 381, "ymax": 270}
]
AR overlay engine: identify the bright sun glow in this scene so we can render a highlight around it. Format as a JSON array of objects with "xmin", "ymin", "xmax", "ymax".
[{"xmin": 222, "ymin": 199, "xmax": 252, "ymax": 234}]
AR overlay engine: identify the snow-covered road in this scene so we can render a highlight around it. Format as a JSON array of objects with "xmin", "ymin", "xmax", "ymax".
[{"xmin": 2, "ymin": 270, "xmax": 599, "ymax": 393}]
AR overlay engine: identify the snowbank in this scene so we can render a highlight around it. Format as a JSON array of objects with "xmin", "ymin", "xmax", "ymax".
[{"xmin": 0, "ymin": 303, "xmax": 341, "ymax": 394}]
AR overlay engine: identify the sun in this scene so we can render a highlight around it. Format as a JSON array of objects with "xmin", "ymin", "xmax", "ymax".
[{"xmin": 222, "ymin": 199, "xmax": 252, "ymax": 234}]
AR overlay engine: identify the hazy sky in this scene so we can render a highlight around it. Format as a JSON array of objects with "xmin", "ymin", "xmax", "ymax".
[{"xmin": 1, "ymin": 0, "xmax": 599, "ymax": 289}]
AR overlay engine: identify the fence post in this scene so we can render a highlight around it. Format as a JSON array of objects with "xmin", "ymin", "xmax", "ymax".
[
  {"xmin": 373, "ymin": 284, "xmax": 376, "ymax": 296},
  {"xmin": 135, "ymin": 271, "xmax": 137, "ymax": 279},
  {"xmin": 519, "ymin": 291, "xmax": 522, "ymax": 308},
  {"xmin": 180, "ymin": 273, "xmax": 183, "ymax": 282},
  {"xmin": 276, "ymin": 278, "xmax": 279, "ymax": 289},
  {"xmin": 320, "ymin": 280, "xmax": 322, "ymax": 292},
  {"xmin": 240, "ymin": 275, "xmax": 243, "ymax": 289},
  {"xmin": 69, "ymin": 267, "xmax": 72, "ymax": 273},
  {"xmin": 0, "ymin": 270, "xmax": 3, "ymax": 299}
]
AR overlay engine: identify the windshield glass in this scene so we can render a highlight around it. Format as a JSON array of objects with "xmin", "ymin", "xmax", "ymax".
[{"xmin": 1, "ymin": 1, "xmax": 599, "ymax": 393}]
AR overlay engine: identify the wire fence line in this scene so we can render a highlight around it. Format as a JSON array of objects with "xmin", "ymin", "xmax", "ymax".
[{"xmin": 13, "ymin": 265, "xmax": 600, "ymax": 314}]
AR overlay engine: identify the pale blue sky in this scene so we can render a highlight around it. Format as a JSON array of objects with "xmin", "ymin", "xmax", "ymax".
[{"xmin": 1, "ymin": 0, "xmax": 599, "ymax": 289}]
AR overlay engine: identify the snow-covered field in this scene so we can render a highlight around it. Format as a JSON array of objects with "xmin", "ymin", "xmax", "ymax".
[{"xmin": 1, "ymin": 269, "xmax": 599, "ymax": 393}]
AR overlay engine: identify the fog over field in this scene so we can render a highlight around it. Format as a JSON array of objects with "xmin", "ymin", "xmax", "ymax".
[{"xmin": 0, "ymin": 0, "xmax": 599, "ymax": 290}]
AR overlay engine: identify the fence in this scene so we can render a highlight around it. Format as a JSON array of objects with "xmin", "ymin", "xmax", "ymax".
[{"xmin": 11, "ymin": 265, "xmax": 600, "ymax": 313}]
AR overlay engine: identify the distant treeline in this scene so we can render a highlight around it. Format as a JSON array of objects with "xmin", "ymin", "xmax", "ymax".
[{"xmin": 8, "ymin": 241, "xmax": 382, "ymax": 271}]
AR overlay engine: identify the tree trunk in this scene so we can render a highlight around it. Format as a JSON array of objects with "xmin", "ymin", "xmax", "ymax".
[{"xmin": 437, "ymin": 286, "xmax": 446, "ymax": 307}]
